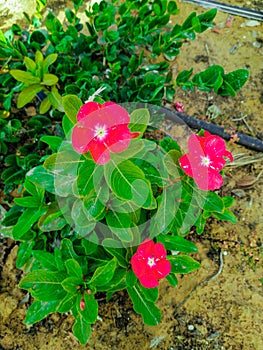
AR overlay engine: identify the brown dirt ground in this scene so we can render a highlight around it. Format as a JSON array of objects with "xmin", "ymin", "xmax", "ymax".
[{"xmin": 1, "ymin": 1, "xmax": 263, "ymax": 349}]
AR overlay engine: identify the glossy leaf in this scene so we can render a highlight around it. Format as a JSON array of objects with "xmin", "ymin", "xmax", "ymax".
[
  {"xmin": 76, "ymin": 292, "xmax": 98, "ymax": 323},
  {"xmin": 167, "ymin": 255, "xmax": 201, "ymax": 274},
  {"xmin": 127, "ymin": 283, "xmax": 161, "ymax": 326},
  {"xmin": 12, "ymin": 207, "xmax": 46, "ymax": 240},
  {"xmin": 72, "ymin": 314, "xmax": 92, "ymax": 345},
  {"xmin": 90, "ymin": 258, "xmax": 117, "ymax": 287},
  {"xmin": 24, "ymin": 300, "xmax": 59, "ymax": 325},
  {"xmin": 129, "ymin": 108, "xmax": 150, "ymax": 134},
  {"xmin": 158, "ymin": 234, "xmax": 198, "ymax": 253},
  {"xmin": 16, "ymin": 241, "xmax": 35, "ymax": 268},
  {"xmin": 62, "ymin": 94, "xmax": 82, "ymax": 124},
  {"xmin": 17, "ymin": 84, "xmax": 43, "ymax": 108}
]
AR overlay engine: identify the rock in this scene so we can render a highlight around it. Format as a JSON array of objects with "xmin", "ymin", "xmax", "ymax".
[{"xmin": 241, "ymin": 20, "xmax": 261, "ymax": 27}]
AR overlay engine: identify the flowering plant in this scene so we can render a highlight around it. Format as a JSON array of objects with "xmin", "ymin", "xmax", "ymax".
[{"xmin": 2, "ymin": 97, "xmax": 236, "ymax": 344}]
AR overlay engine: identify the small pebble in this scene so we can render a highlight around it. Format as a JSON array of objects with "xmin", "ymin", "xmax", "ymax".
[
  {"xmin": 187, "ymin": 324, "xmax": 195, "ymax": 331},
  {"xmin": 253, "ymin": 41, "xmax": 262, "ymax": 49},
  {"xmin": 241, "ymin": 20, "xmax": 261, "ymax": 27}
]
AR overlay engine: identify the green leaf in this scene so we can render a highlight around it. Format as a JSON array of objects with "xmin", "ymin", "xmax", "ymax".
[
  {"xmin": 97, "ymin": 268, "xmax": 126, "ymax": 292},
  {"xmin": 17, "ymin": 84, "xmax": 43, "ymax": 108},
  {"xmin": 81, "ymin": 233, "xmax": 99, "ymax": 255},
  {"xmin": 103, "ymin": 242, "xmax": 128, "ymax": 268},
  {"xmin": 24, "ymin": 57, "xmax": 36, "ymax": 72},
  {"xmin": 62, "ymin": 94, "xmax": 82, "ymax": 124},
  {"xmin": 27, "ymin": 165, "xmax": 55, "ymax": 194},
  {"xmin": 40, "ymin": 135, "xmax": 63, "ymax": 152},
  {"xmin": 19, "ymin": 270, "xmax": 67, "ymax": 287},
  {"xmin": 41, "ymin": 73, "xmax": 58, "ymax": 86},
  {"xmin": 15, "ymin": 178, "xmax": 44, "ymax": 208},
  {"xmin": 71, "ymin": 199, "xmax": 96, "ymax": 234},
  {"xmin": 32, "ymin": 250, "xmax": 58, "ymax": 271},
  {"xmin": 158, "ymin": 234, "xmax": 198, "ymax": 253},
  {"xmin": 105, "ymin": 159, "xmax": 156, "ymax": 209},
  {"xmin": 140, "ymin": 285, "xmax": 158, "ymax": 303},
  {"xmin": 126, "ymin": 270, "xmax": 137, "ymax": 288},
  {"xmin": 83, "ymin": 190, "xmax": 106, "ymax": 220},
  {"xmin": 167, "ymin": 255, "xmax": 201, "ymax": 274},
  {"xmin": 24, "ymin": 300, "xmax": 59, "ymax": 325},
  {"xmin": 176, "ymin": 68, "xmax": 193, "ymax": 86},
  {"xmin": 9, "ymin": 70, "xmax": 41, "ymax": 84},
  {"xmin": 39, "ymin": 96, "xmax": 51, "ymax": 114},
  {"xmin": 62, "ymin": 276, "xmax": 83, "ymax": 294},
  {"xmin": 12, "ymin": 207, "xmax": 46, "ymax": 240},
  {"xmin": 90, "ymin": 258, "xmax": 117, "ymax": 287},
  {"xmin": 218, "ymin": 69, "xmax": 249, "ymax": 97},
  {"xmin": 76, "ymin": 292, "xmax": 98, "ymax": 324},
  {"xmin": 16, "ymin": 241, "xmax": 34, "ymax": 268},
  {"xmin": 60, "ymin": 238, "xmax": 79, "ymax": 260},
  {"xmin": 43, "ymin": 53, "xmax": 58, "ymax": 73},
  {"xmin": 65, "ymin": 259, "xmax": 83, "ymax": 279},
  {"xmin": 132, "ymin": 158, "xmax": 167, "ymax": 187},
  {"xmin": 0, "ymin": 29, "xmax": 6, "ymax": 43},
  {"xmin": 44, "ymin": 150, "xmax": 81, "ymax": 196},
  {"xmin": 222, "ymin": 196, "xmax": 235, "ymax": 208},
  {"xmin": 203, "ymin": 191, "xmax": 224, "ymax": 213},
  {"xmin": 73, "ymin": 159, "xmax": 104, "ymax": 197},
  {"xmin": 166, "ymin": 273, "xmax": 178, "ymax": 287},
  {"xmin": 106, "ymin": 211, "xmax": 134, "ymax": 243},
  {"xmin": 129, "ymin": 108, "xmax": 150, "ymax": 134},
  {"xmin": 14, "ymin": 196, "xmax": 41, "ymax": 208},
  {"xmin": 197, "ymin": 8, "xmax": 217, "ymax": 32},
  {"xmin": 149, "ymin": 184, "xmax": 179, "ymax": 237},
  {"xmin": 168, "ymin": 1, "xmax": 178, "ymax": 15},
  {"xmin": 127, "ymin": 283, "xmax": 161, "ymax": 326},
  {"xmin": 57, "ymin": 293, "xmax": 77, "ymax": 313},
  {"xmin": 19, "ymin": 270, "xmax": 67, "ymax": 301},
  {"xmin": 48, "ymin": 86, "xmax": 63, "ymax": 111},
  {"xmin": 72, "ymin": 314, "xmax": 92, "ymax": 345},
  {"xmin": 213, "ymin": 209, "xmax": 237, "ymax": 223}
]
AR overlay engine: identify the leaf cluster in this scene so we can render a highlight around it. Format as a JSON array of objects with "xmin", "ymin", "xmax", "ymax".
[{"xmin": 2, "ymin": 101, "xmax": 236, "ymax": 344}]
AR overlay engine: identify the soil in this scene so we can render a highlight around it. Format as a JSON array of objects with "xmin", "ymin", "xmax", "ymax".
[{"xmin": 1, "ymin": 1, "xmax": 263, "ymax": 349}]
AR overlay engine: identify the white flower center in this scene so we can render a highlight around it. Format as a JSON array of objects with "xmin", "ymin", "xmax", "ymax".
[
  {"xmin": 147, "ymin": 257, "xmax": 156, "ymax": 268},
  {"xmin": 200, "ymin": 156, "xmax": 211, "ymax": 167},
  {"xmin": 94, "ymin": 124, "xmax": 107, "ymax": 140}
]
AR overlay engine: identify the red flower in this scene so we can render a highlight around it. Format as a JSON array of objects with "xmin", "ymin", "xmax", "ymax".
[
  {"xmin": 72, "ymin": 101, "xmax": 139, "ymax": 164},
  {"xmin": 131, "ymin": 239, "xmax": 171, "ymax": 288},
  {"xmin": 179, "ymin": 131, "xmax": 233, "ymax": 191}
]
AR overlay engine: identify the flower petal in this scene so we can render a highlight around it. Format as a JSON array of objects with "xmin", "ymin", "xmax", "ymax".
[
  {"xmin": 154, "ymin": 242, "xmax": 167, "ymax": 260},
  {"xmin": 139, "ymin": 273, "xmax": 159, "ymax": 288},
  {"xmin": 105, "ymin": 125, "xmax": 131, "ymax": 153},
  {"xmin": 80, "ymin": 103, "xmax": 130, "ymax": 130},
  {"xmin": 72, "ymin": 125, "xmax": 93, "ymax": 154},
  {"xmin": 209, "ymin": 157, "xmax": 226, "ymax": 172},
  {"xmin": 223, "ymin": 150, "xmax": 234, "ymax": 162},
  {"xmin": 88, "ymin": 139, "xmax": 111, "ymax": 165},
  {"xmin": 131, "ymin": 255, "xmax": 148, "ymax": 278},
  {"xmin": 179, "ymin": 154, "xmax": 195, "ymax": 177},
  {"xmin": 188, "ymin": 134, "xmax": 204, "ymax": 155},
  {"xmin": 137, "ymin": 239, "xmax": 155, "ymax": 257},
  {"xmin": 154, "ymin": 260, "xmax": 171, "ymax": 279},
  {"xmin": 195, "ymin": 168, "xmax": 223, "ymax": 191},
  {"xmin": 204, "ymin": 135, "xmax": 227, "ymax": 158},
  {"xmin": 77, "ymin": 102, "xmax": 101, "ymax": 122}
]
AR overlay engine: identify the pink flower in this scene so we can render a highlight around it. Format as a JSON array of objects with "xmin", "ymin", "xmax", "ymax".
[
  {"xmin": 179, "ymin": 131, "xmax": 233, "ymax": 191},
  {"xmin": 131, "ymin": 239, "xmax": 171, "ymax": 288},
  {"xmin": 174, "ymin": 102, "xmax": 184, "ymax": 113},
  {"xmin": 80, "ymin": 298, "xmax": 85, "ymax": 311},
  {"xmin": 72, "ymin": 101, "xmax": 140, "ymax": 164}
]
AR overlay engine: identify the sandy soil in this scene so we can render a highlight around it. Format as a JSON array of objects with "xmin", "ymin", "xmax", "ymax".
[{"xmin": 1, "ymin": 1, "xmax": 263, "ymax": 349}]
